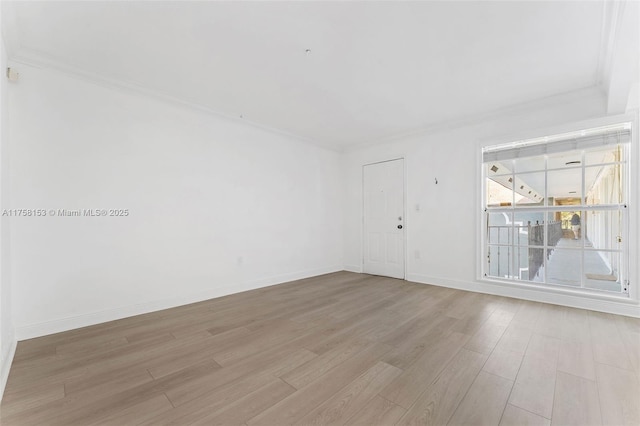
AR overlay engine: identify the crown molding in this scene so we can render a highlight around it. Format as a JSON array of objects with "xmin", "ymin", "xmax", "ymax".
[
  {"xmin": 342, "ymin": 84, "xmax": 606, "ymax": 154},
  {"xmin": 596, "ymin": 0, "xmax": 623, "ymax": 88},
  {"xmin": 9, "ymin": 48, "xmax": 338, "ymax": 153}
]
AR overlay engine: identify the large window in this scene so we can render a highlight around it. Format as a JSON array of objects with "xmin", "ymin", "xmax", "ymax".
[{"xmin": 482, "ymin": 123, "xmax": 631, "ymax": 296}]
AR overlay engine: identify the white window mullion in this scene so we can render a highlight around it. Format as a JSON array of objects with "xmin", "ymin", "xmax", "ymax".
[{"xmin": 482, "ymin": 122, "xmax": 631, "ymax": 296}]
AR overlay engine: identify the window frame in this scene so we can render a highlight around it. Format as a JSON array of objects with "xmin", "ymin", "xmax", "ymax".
[{"xmin": 477, "ymin": 115, "xmax": 638, "ymax": 303}]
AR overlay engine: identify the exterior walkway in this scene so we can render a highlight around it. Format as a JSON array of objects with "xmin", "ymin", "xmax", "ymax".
[{"xmin": 535, "ymin": 237, "xmax": 621, "ymax": 293}]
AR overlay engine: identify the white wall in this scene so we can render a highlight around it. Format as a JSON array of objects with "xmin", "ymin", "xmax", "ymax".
[
  {"xmin": 8, "ymin": 63, "xmax": 344, "ymax": 339},
  {"xmin": 0, "ymin": 33, "xmax": 16, "ymax": 398},
  {"xmin": 344, "ymin": 89, "xmax": 640, "ymax": 317}
]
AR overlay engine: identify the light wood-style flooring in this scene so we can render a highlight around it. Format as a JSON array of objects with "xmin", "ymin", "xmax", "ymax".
[{"xmin": 2, "ymin": 272, "xmax": 639, "ymax": 425}]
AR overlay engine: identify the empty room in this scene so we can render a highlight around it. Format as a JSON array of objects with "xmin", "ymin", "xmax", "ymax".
[{"xmin": 0, "ymin": 1, "xmax": 639, "ymax": 425}]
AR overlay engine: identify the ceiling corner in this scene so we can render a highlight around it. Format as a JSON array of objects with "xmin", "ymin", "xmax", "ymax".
[{"xmin": 598, "ymin": 0, "xmax": 639, "ymax": 114}]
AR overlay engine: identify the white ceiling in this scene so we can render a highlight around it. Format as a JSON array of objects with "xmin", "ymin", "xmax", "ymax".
[{"xmin": 1, "ymin": 1, "xmax": 622, "ymax": 150}]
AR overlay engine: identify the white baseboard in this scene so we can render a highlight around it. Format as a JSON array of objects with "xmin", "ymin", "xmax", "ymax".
[
  {"xmin": 406, "ymin": 273, "xmax": 640, "ymax": 318},
  {"xmin": 344, "ymin": 264, "xmax": 362, "ymax": 273},
  {"xmin": 15, "ymin": 265, "xmax": 343, "ymax": 340},
  {"xmin": 0, "ymin": 334, "xmax": 17, "ymax": 402}
]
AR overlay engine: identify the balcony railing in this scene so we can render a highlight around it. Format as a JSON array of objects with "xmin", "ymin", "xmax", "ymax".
[
  {"xmin": 487, "ymin": 220, "xmax": 563, "ymax": 280},
  {"xmin": 528, "ymin": 220, "xmax": 562, "ymax": 279}
]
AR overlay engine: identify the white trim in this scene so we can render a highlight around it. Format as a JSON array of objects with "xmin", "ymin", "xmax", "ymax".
[
  {"xmin": 361, "ymin": 157, "xmax": 406, "ymax": 279},
  {"xmin": 596, "ymin": 0, "xmax": 623, "ymax": 86},
  {"xmin": 345, "ymin": 86, "xmax": 605, "ymax": 153},
  {"xmin": 9, "ymin": 50, "xmax": 335, "ymax": 152},
  {"xmin": 478, "ymin": 112, "xmax": 637, "ymax": 149},
  {"xmin": 407, "ymin": 272, "xmax": 640, "ymax": 318},
  {"xmin": 0, "ymin": 335, "xmax": 17, "ymax": 402},
  {"xmin": 344, "ymin": 264, "xmax": 363, "ymax": 273},
  {"xmin": 14, "ymin": 265, "xmax": 342, "ymax": 340},
  {"xmin": 478, "ymin": 112, "xmax": 639, "ymax": 302}
]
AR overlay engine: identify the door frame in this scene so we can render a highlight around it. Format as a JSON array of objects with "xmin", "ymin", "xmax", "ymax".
[{"xmin": 361, "ymin": 157, "xmax": 407, "ymax": 279}]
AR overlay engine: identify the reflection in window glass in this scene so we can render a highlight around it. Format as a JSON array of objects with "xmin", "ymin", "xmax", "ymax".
[
  {"xmin": 513, "ymin": 212, "xmax": 545, "ymax": 246},
  {"xmin": 513, "ymin": 172, "xmax": 544, "ymax": 206},
  {"xmin": 584, "ymin": 250, "xmax": 621, "ymax": 293},
  {"xmin": 488, "ymin": 245, "xmax": 511, "ymax": 279},
  {"xmin": 514, "ymin": 156, "xmax": 545, "ymax": 173},
  {"xmin": 487, "ymin": 212, "xmax": 512, "ymax": 245},
  {"xmin": 485, "ymin": 161, "xmax": 513, "ymax": 177},
  {"xmin": 547, "ymin": 151, "xmax": 583, "ymax": 170},
  {"xmin": 486, "ymin": 178, "xmax": 513, "ymax": 207},
  {"xmin": 547, "ymin": 168, "xmax": 582, "ymax": 201},
  {"xmin": 545, "ymin": 248, "xmax": 582, "ymax": 288},
  {"xmin": 584, "ymin": 210, "xmax": 622, "ymax": 251},
  {"xmin": 585, "ymin": 164, "xmax": 623, "ymax": 205},
  {"xmin": 585, "ymin": 144, "xmax": 622, "ymax": 165},
  {"xmin": 520, "ymin": 247, "xmax": 544, "ymax": 282}
]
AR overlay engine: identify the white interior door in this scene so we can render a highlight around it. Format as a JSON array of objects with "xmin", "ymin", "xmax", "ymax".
[{"xmin": 363, "ymin": 159, "xmax": 405, "ymax": 279}]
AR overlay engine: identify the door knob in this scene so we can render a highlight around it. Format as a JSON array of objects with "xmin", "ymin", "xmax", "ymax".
[{"xmin": 397, "ymin": 225, "xmax": 403, "ymax": 229}]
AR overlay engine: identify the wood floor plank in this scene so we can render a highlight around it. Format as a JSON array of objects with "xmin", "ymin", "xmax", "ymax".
[
  {"xmin": 557, "ymin": 340, "xmax": 596, "ymax": 381},
  {"xmin": 164, "ymin": 347, "xmax": 316, "ymax": 408},
  {"xmin": 447, "ymin": 371, "xmax": 513, "ymax": 426},
  {"xmin": 2, "ymin": 271, "xmax": 638, "ymax": 426},
  {"xmin": 552, "ymin": 371, "xmax": 602, "ymax": 426},
  {"xmin": 142, "ymin": 351, "xmax": 314, "ymax": 425},
  {"xmin": 281, "ymin": 337, "xmax": 373, "ymax": 389},
  {"xmin": 511, "ymin": 301, "xmax": 543, "ymax": 325},
  {"xmin": 615, "ymin": 316, "xmax": 640, "ymax": 380},
  {"xmin": 379, "ymin": 332, "xmax": 468, "ymax": 409},
  {"xmin": 494, "ymin": 323, "xmax": 532, "ymax": 354},
  {"xmin": 508, "ymin": 337, "xmax": 559, "ymax": 419},
  {"xmin": 2, "ymin": 357, "xmax": 221, "ymax": 425},
  {"xmin": 0, "ymin": 382, "xmax": 65, "ymax": 419},
  {"xmin": 463, "ymin": 321, "xmax": 507, "ymax": 355},
  {"xmin": 247, "ymin": 342, "xmax": 392, "ymax": 425},
  {"xmin": 482, "ymin": 348, "xmax": 523, "ymax": 381},
  {"xmin": 396, "ymin": 348, "xmax": 487, "ymax": 426},
  {"xmin": 64, "ymin": 361, "xmax": 157, "ymax": 399},
  {"xmin": 559, "ymin": 307, "xmax": 591, "ymax": 343},
  {"xmin": 532, "ymin": 304, "xmax": 565, "ymax": 340},
  {"xmin": 499, "ymin": 404, "xmax": 550, "ymax": 426},
  {"xmin": 342, "ymin": 395, "xmax": 406, "ymax": 426},
  {"xmin": 595, "ymin": 362, "xmax": 640, "ymax": 426},
  {"xmin": 381, "ymin": 314, "xmax": 459, "ymax": 370},
  {"xmin": 191, "ymin": 379, "xmax": 296, "ymax": 426},
  {"xmin": 294, "ymin": 361, "xmax": 402, "ymax": 426},
  {"xmin": 90, "ymin": 393, "xmax": 174, "ymax": 426},
  {"xmin": 588, "ymin": 311, "xmax": 633, "ymax": 370}
]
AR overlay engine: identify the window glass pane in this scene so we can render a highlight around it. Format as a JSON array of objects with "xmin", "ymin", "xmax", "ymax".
[
  {"xmin": 546, "ymin": 248, "xmax": 582, "ymax": 287},
  {"xmin": 513, "ymin": 172, "xmax": 545, "ymax": 206},
  {"xmin": 584, "ymin": 250, "xmax": 622, "ymax": 293},
  {"xmin": 583, "ymin": 210, "xmax": 622, "ymax": 251},
  {"xmin": 485, "ymin": 161, "xmax": 513, "ymax": 177},
  {"xmin": 503, "ymin": 247, "xmax": 544, "ymax": 282},
  {"xmin": 548, "ymin": 210, "xmax": 582, "ymax": 240},
  {"xmin": 548, "ymin": 168, "xmax": 582, "ymax": 203},
  {"xmin": 486, "ymin": 178, "xmax": 513, "ymax": 207},
  {"xmin": 487, "ymin": 245, "xmax": 511, "ymax": 278},
  {"xmin": 514, "ymin": 246, "xmax": 544, "ymax": 282},
  {"xmin": 585, "ymin": 164, "xmax": 623, "ymax": 205},
  {"xmin": 547, "ymin": 150, "xmax": 582, "ymax": 170},
  {"xmin": 487, "ymin": 212, "xmax": 512, "ymax": 245},
  {"xmin": 482, "ymin": 123, "xmax": 629, "ymax": 296},
  {"xmin": 584, "ymin": 144, "xmax": 623, "ymax": 166},
  {"xmin": 514, "ymin": 156, "xmax": 545, "ymax": 173},
  {"xmin": 513, "ymin": 212, "xmax": 545, "ymax": 246}
]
